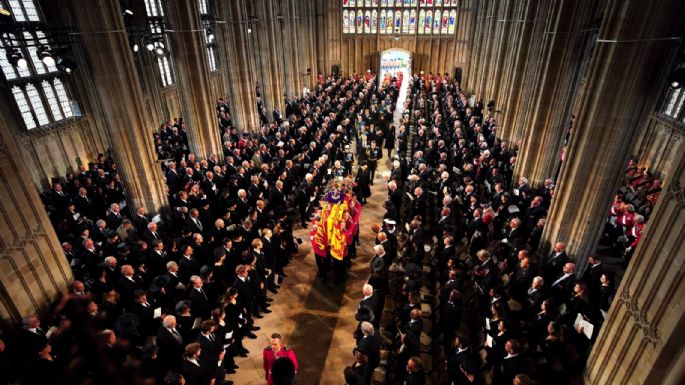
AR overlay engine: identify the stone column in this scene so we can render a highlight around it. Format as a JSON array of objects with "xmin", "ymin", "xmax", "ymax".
[
  {"xmin": 166, "ymin": 0, "xmax": 223, "ymax": 158},
  {"xmin": 538, "ymin": 0, "xmax": 685, "ymax": 267},
  {"xmin": 586, "ymin": 149, "xmax": 685, "ymax": 385},
  {"xmin": 218, "ymin": 0, "xmax": 260, "ymax": 133},
  {"xmin": 496, "ymin": 0, "xmax": 537, "ymax": 143},
  {"xmin": 513, "ymin": 0, "xmax": 600, "ymax": 186},
  {"xmin": 249, "ymin": 0, "xmax": 286, "ymax": 116},
  {"xmin": 0, "ymin": 112, "xmax": 73, "ymax": 323},
  {"xmin": 68, "ymin": 0, "xmax": 167, "ymax": 213}
]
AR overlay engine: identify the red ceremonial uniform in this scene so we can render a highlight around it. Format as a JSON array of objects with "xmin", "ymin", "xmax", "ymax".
[{"xmin": 263, "ymin": 345, "xmax": 299, "ymax": 385}]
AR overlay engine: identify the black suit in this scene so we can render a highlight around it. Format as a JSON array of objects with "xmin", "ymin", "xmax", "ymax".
[
  {"xmin": 188, "ymin": 287, "xmax": 211, "ymax": 319},
  {"xmin": 232, "ymin": 276, "xmax": 255, "ymax": 317},
  {"xmin": 182, "ymin": 358, "xmax": 215, "ymax": 385},
  {"xmin": 447, "ymin": 347, "xmax": 472, "ymax": 385},
  {"xmin": 511, "ymin": 267, "xmax": 534, "ymax": 301},
  {"xmin": 157, "ymin": 327, "xmax": 184, "ymax": 372},
  {"xmin": 388, "ymin": 188, "xmax": 403, "ymax": 219},
  {"xmin": 131, "ymin": 301, "xmax": 159, "ymax": 337},
  {"xmin": 357, "ymin": 333, "xmax": 381, "ymax": 371},
  {"xmin": 184, "ymin": 217, "xmax": 204, "ymax": 235},
  {"xmin": 197, "ymin": 333, "xmax": 223, "ymax": 365},
  {"xmin": 526, "ymin": 288, "xmax": 546, "ymax": 313},
  {"xmin": 16, "ymin": 329, "xmax": 47, "ymax": 363},
  {"xmin": 75, "ymin": 195, "xmax": 94, "ymax": 219},
  {"xmin": 494, "ymin": 354, "xmax": 527, "ymax": 385},
  {"xmin": 359, "ymin": 293, "xmax": 382, "ymax": 326},
  {"xmin": 403, "ymin": 370, "xmax": 426, "ymax": 385},
  {"xmin": 504, "ymin": 227, "xmax": 526, "ymax": 250},
  {"xmin": 583, "ymin": 262, "xmax": 604, "ymax": 298},
  {"xmin": 403, "ymin": 318, "xmax": 423, "ymax": 340},
  {"xmin": 132, "ymin": 214, "xmax": 150, "ymax": 236},
  {"xmin": 551, "ymin": 273, "xmax": 575, "ymax": 305},
  {"xmin": 142, "ymin": 230, "xmax": 162, "ymax": 245},
  {"xmin": 268, "ymin": 187, "xmax": 286, "ymax": 213},
  {"xmin": 146, "ymin": 250, "xmax": 168, "ymax": 276},
  {"xmin": 107, "ymin": 211, "xmax": 124, "ymax": 230},
  {"xmin": 117, "ymin": 275, "xmax": 143, "ymax": 309},
  {"xmin": 178, "ymin": 256, "xmax": 200, "ymax": 283},
  {"xmin": 544, "ymin": 251, "xmax": 569, "ymax": 282}
]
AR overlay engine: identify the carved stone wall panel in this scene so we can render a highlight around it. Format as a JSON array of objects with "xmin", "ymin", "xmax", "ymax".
[
  {"xmin": 634, "ymin": 113, "xmax": 685, "ymax": 182},
  {"xmin": 0, "ymin": 112, "xmax": 73, "ymax": 323}
]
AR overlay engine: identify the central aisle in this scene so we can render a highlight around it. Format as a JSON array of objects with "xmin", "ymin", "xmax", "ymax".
[
  {"xmin": 228, "ymin": 164, "xmax": 392, "ymax": 385},
  {"xmin": 228, "ymin": 79, "xmax": 404, "ymax": 385}
]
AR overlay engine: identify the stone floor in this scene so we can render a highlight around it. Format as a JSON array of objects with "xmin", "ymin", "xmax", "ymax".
[
  {"xmin": 225, "ymin": 76, "xmax": 410, "ymax": 385},
  {"xmin": 226, "ymin": 161, "xmax": 393, "ymax": 385}
]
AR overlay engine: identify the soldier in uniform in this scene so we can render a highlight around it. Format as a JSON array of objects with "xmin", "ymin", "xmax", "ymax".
[
  {"xmin": 368, "ymin": 140, "xmax": 381, "ymax": 183},
  {"xmin": 263, "ymin": 332, "xmax": 298, "ymax": 385},
  {"xmin": 343, "ymin": 144, "xmax": 354, "ymax": 172}
]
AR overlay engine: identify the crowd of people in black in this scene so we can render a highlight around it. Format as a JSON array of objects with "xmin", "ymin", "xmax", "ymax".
[
  {"xmin": 4, "ymin": 72, "xmax": 401, "ymax": 385},
  {"xmin": 344, "ymin": 73, "xmax": 620, "ymax": 385},
  {"xmin": 7, "ymin": 68, "xmax": 643, "ymax": 385}
]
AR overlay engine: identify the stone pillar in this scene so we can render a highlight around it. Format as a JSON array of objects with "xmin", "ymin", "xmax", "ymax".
[
  {"xmin": 249, "ymin": 0, "xmax": 286, "ymax": 116},
  {"xmin": 68, "ymin": 0, "xmax": 167, "ymax": 213},
  {"xmin": 586, "ymin": 149, "xmax": 685, "ymax": 385},
  {"xmin": 538, "ymin": 0, "xmax": 685, "ymax": 267},
  {"xmin": 513, "ymin": 0, "xmax": 600, "ymax": 186},
  {"xmin": 218, "ymin": 0, "xmax": 260, "ymax": 133},
  {"xmin": 166, "ymin": 0, "xmax": 223, "ymax": 158},
  {"xmin": 0, "ymin": 112, "xmax": 73, "ymax": 323},
  {"xmin": 496, "ymin": 0, "xmax": 537, "ymax": 144},
  {"xmin": 465, "ymin": 0, "xmax": 497, "ymax": 94}
]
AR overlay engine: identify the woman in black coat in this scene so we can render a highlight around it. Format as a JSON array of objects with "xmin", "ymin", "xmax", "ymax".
[
  {"xmin": 355, "ymin": 163, "xmax": 372, "ymax": 204},
  {"xmin": 385, "ymin": 125, "xmax": 396, "ymax": 159}
]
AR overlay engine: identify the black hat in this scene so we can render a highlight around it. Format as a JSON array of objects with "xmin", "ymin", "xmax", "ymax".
[
  {"xmin": 150, "ymin": 274, "xmax": 171, "ymax": 293},
  {"xmin": 405, "ymin": 263, "xmax": 422, "ymax": 279},
  {"xmin": 200, "ymin": 265, "xmax": 213, "ymax": 277}
]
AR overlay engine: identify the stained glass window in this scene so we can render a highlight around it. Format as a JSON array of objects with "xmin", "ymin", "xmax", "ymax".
[{"xmin": 343, "ymin": 0, "xmax": 458, "ymax": 35}]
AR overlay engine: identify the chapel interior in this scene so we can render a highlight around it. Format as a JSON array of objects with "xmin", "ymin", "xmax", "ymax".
[{"xmin": 0, "ymin": 1, "xmax": 684, "ymax": 385}]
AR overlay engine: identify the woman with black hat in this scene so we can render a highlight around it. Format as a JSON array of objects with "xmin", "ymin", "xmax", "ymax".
[{"xmin": 355, "ymin": 163, "xmax": 372, "ymax": 204}]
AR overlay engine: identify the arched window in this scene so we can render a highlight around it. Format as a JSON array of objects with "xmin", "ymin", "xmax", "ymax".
[
  {"xmin": 418, "ymin": 9, "xmax": 426, "ymax": 34},
  {"xmin": 424, "ymin": 10, "xmax": 433, "ymax": 34},
  {"xmin": 402, "ymin": 10, "xmax": 410, "ymax": 34},
  {"xmin": 409, "ymin": 9, "xmax": 417, "ymax": 34},
  {"xmin": 433, "ymin": 9, "xmax": 441, "ymax": 33},
  {"xmin": 144, "ymin": 0, "xmax": 175, "ymax": 87},
  {"xmin": 662, "ymin": 87, "xmax": 685, "ymax": 120},
  {"xmin": 343, "ymin": 10, "xmax": 350, "ymax": 33},
  {"xmin": 0, "ymin": 0, "xmax": 78, "ymax": 130},
  {"xmin": 448, "ymin": 9, "xmax": 457, "ymax": 34},
  {"xmin": 342, "ymin": 0, "xmax": 459, "ymax": 36},
  {"xmin": 199, "ymin": 0, "xmax": 219, "ymax": 72}
]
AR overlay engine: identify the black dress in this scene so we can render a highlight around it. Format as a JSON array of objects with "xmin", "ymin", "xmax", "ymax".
[{"xmin": 355, "ymin": 168, "xmax": 372, "ymax": 199}]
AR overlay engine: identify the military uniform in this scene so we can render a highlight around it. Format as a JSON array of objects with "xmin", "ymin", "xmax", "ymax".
[{"xmin": 263, "ymin": 344, "xmax": 299, "ymax": 385}]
